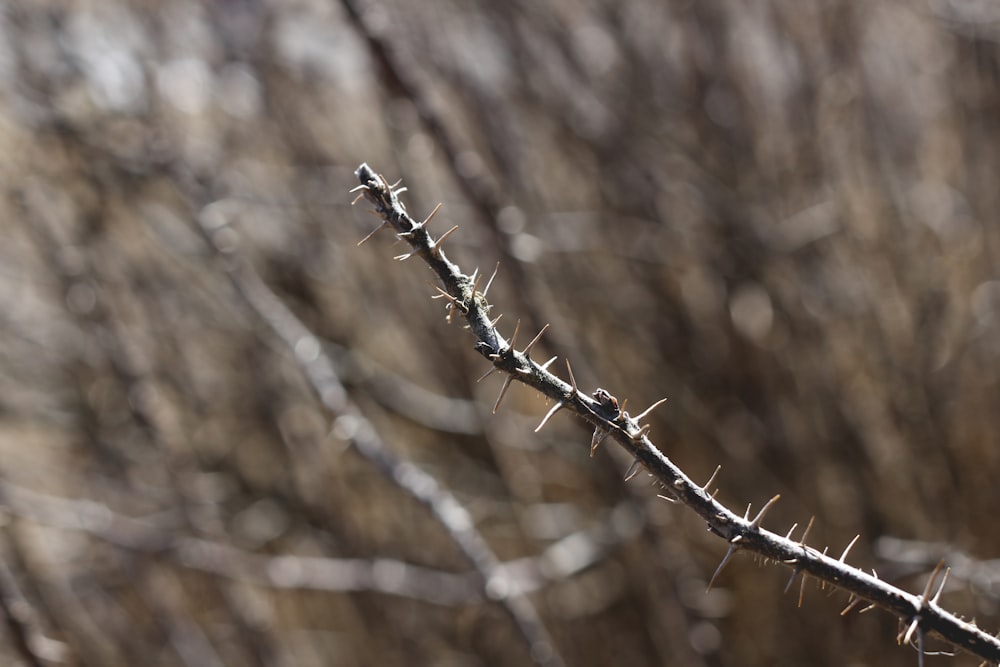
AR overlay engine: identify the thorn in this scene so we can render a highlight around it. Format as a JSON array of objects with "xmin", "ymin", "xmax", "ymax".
[
  {"xmin": 389, "ymin": 178, "xmax": 403, "ymax": 189},
  {"xmin": 932, "ymin": 567, "xmax": 951, "ymax": 605},
  {"xmin": 432, "ymin": 286, "xmax": 461, "ymax": 308},
  {"xmin": 633, "ymin": 397, "xmax": 669, "ymax": 422},
  {"xmin": 394, "ymin": 249, "xmax": 418, "ymax": 261},
  {"xmin": 590, "ymin": 427, "xmax": 608, "ymax": 456},
  {"xmin": 521, "ymin": 324, "xmax": 549, "ymax": 357},
  {"xmin": 349, "ymin": 183, "xmax": 368, "ymax": 193},
  {"xmin": 470, "ymin": 271, "xmax": 482, "ymax": 298},
  {"xmin": 799, "ymin": 516, "xmax": 815, "ymax": 547},
  {"xmin": 492, "ymin": 375, "xmax": 514, "ymax": 414},
  {"xmin": 351, "ymin": 191, "xmax": 366, "ymax": 205},
  {"xmin": 476, "ymin": 365, "xmax": 499, "ymax": 383},
  {"xmin": 434, "ymin": 224, "xmax": 459, "ymax": 250},
  {"xmin": 784, "ymin": 566, "xmax": 801, "ymax": 594},
  {"xmin": 901, "ymin": 617, "xmax": 920, "ymax": 647},
  {"xmin": 490, "ymin": 314, "xmax": 503, "ymax": 327},
  {"xmin": 535, "ymin": 401, "xmax": 564, "ymax": 432},
  {"xmin": 623, "ymin": 459, "xmax": 643, "ymax": 482},
  {"xmin": 565, "ymin": 359, "xmax": 579, "ymax": 395},
  {"xmin": 838, "ymin": 534, "xmax": 861, "ymax": 563},
  {"xmin": 840, "ymin": 596, "xmax": 863, "ymax": 616},
  {"xmin": 743, "ymin": 503, "xmax": 752, "ymax": 520},
  {"xmin": 357, "ymin": 220, "xmax": 390, "ymax": 246},
  {"xmin": 749, "ymin": 494, "xmax": 781, "ymax": 529},
  {"xmin": 702, "ymin": 465, "xmax": 721, "ymax": 493},
  {"xmin": 393, "ymin": 186, "xmax": 408, "ymax": 197},
  {"xmin": 785, "ymin": 523, "xmax": 798, "ymax": 540},
  {"xmin": 858, "ymin": 602, "xmax": 877, "ymax": 614},
  {"xmin": 539, "ymin": 355, "xmax": 558, "ymax": 371},
  {"xmin": 707, "ymin": 541, "xmax": 739, "ymax": 591},
  {"xmin": 798, "ymin": 572, "xmax": 808, "ymax": 607},
  {"xmin": 632, "ymin": 423, "xmax": 652, "ymax": 439},
  {"xmin": 421, "ymin": 202, "xmax": 443, "ymax": 227},
  {"xmin": 656, "ymin": 493, "xmax": 679, "ymax": 504},
  {"xmin": 507, "ymin": 319, "xmax": 522, "ymax": 352},
  {"xmin": 619, "ymin": 398, "xmax": 628, "ymax": 414},
  {"xmin": 918, "ymin": 560, "xmax": 945, "ymax": 605},
  {"xmin": 483, "ymin": 261, "xmax": 500, "ymax": 297}
]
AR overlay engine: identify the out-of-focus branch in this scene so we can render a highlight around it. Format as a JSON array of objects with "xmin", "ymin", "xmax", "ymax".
[
  {"xmin": 877, "ymin": 537, "xmax": 1000, "ymax": 601},
  {"xmin": 353, "ymin": 162, "xmax": 1000, "ymax": 665},
  {"xmin": 0, "ymin": 480, "xmax": 640, "ymax": 607},
  {"xmin": 194, "ymin": 202, "xmax": 566, "ymax": 667},
  {"xmin": 0, "ymin": 538, "xmax": 64, "ymax": 667}
]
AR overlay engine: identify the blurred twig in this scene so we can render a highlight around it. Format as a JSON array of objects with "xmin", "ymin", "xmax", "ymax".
[
  {"xmin": 354, "ymin": 162, "xmax": 1000, "ymax": 665},
  {"xmin": 194, "ymin": 202, "xmax": 567, "ymax": 667}
]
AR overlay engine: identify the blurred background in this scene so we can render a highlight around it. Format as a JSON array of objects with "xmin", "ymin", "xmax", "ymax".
[{"xmin": 1, "ymin": 0, "xmax": 999, "ymax": 665}]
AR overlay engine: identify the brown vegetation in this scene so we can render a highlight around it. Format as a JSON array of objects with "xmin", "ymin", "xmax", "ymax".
[{"xmin": 1, "ymin": 1, "xmax": 999, "ymax": 666}]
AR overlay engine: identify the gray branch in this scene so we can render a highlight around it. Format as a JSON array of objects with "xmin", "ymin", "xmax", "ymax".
[{"xmin": 354, "ymin": 162, "xmax": 1000, "ymax": 665}]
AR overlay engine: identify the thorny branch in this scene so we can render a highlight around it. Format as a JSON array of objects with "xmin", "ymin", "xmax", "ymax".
[{"xmin": 354, "ymin": 163, "xmax": 1000, "ymax": 665}]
